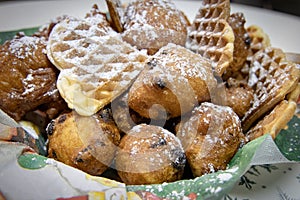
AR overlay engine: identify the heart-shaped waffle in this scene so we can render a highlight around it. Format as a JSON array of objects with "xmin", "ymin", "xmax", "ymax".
[
  {"xmin": 186, "ymin": 0, "xmax": 234, "ymax": 76},
  {"xmin": 47, "ymin": 11, "xmax": 116, "ymax": 70},
  {"xmin": 47, "ymin": 7, "xmax": 148, "ymax": 116},
  {"xmin": 56, "ymin": 41, "xmax": 147, "ymax": 116},
  {"xmin": 242, "ymin": 47, "xmax": 300, "ymax": 131}
]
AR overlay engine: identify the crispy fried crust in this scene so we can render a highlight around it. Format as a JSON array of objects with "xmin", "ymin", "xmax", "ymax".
[
  {"xmin": 47, "ymin": 109, "xmax": 120, "ymax": 176},
  {"xmin": 115, "ymin": 124, "xmax": 186, "ymax": 185},
  {"xmin": 225, "ymin": 85, "xmax": 254, "ymax": 118},
  {"xmin": 0, "ymin": 35, "xmax": 61, "ymax": 121},
  {"xmin": 228, "ymin": 12, "xmax": 250, "ymax": 72},
  {"xmin": 128, "ymin": 43, "xmax": 217, "ymax": 120},
  {"xmin": 122, "ymin": 0, "xmax": 189, "ymax": 55},
  {"xmin": 177, "ymin": 102, "xmax": 245, "ymax": 177},
  {"xmin": 246, "ymin": 100, "xmax": 296, "ymax": 141}
]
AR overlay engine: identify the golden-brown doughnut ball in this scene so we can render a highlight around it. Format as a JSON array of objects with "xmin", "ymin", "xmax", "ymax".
[
  {"xmin": 122, "ymin": 0, "xmax": 189, "ymax": 55},
  {"xmin": 112, "ymin": 91, "xmax": 181, "ymax": 134},
  {"xmin": 225, "ymin": 85, "xmax": 254, "ymax": 118},
  {"xmin": 128, "ymin": 43, "xmax": 217, "ymax": 120},
  {"xmin": 176, "ymin": 102, "xmax": 245, "ymax": 177},
  {"xmin": 111, "ymin": 91, "xmax": 150, "ymax": 134},
  {"xmin": 0, "ymin": 34, "xmax": 62, "ymax": 121},
  {"xmin": 47, "ymin": 109, "xmax": 120, "ymax": 176},
  {"xmin": 115, "ymin": 124, "xmax": 186, "ymax": 185}
]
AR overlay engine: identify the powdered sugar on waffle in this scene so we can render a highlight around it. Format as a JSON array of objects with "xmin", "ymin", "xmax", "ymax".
[
  {"xmin": 186, "ymin": 0, "xmax": 234, "ymax": 76},
  {"xmin": 47, "ymin": 14, "xmax": 118, "ymax": 70},
  {"xmin": 242, "ymin": 47, "xmax": 300, "ymax": 131},
  {"xmin": 47, "ymin": 11, "xmax": 148, "ymax": 116}
]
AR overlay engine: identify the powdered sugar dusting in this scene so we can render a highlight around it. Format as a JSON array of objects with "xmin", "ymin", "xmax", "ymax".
[
  {"xmin": 196, "ymin": 102, "xmax": 241, "ymax": 125},
  {"xmin": 118, "ymin": 124, "xmax": 185, "ymax": 173},
  {"xmin": 22, "ymin": 73, "xmax": 35, "ymax": 95},
  {"xmin": 243, "ymin": 47, "xmax": 300, "ymax": 130},
  {"xmin": 8, "ymin": 36, "xmax": 44, "ymax": 59},
  {"xmin": 217, "ymin": 173, "xmax": 233, "ymax": 182},
  {"xmin": 121, "ymin": 0, "xmax": 188, "ymax": 53},
  {"xmin": 132, "ymin": 43, "xmax": 216, "ymax": 107},
  {"xmin": 48, "ymin": 12, "xmax": 148, "ymax": 116}
]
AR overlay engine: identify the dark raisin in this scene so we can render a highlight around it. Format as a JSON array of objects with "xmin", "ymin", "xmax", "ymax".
[
  {"xmin": 99, "ymin": 107, "xmax": 113, "ymax": 122},
  {"xmin": 171, "ymin": 148, "xmax": 186, "ymax": 170},
  {"xmin": 57, "ymin": 114, "xmax": 67, "ymax": 124},
  {"xmin": 81, "ymin": 145, "xmax": 92, "ymax": 153},
  {"xmin": 245, "ymin": 35, "xmax": 251, "ymax": 46},
  {"xmin": 51, "ymin": 150, "xmax": 57, "ymax": 159},
  {"xmin": 161, "ymin": 50, "xmax": 168, "ymax": 55},
  {"xmin": 147, "ymin": 58, "xmax": 157, "ymax": 69},
  {"xmin": 75, "ymin": 157, "xmax": 84, "ymax": 163},
  {"xmin": 75, "ymin": 147, "xmax": 91, "ymax": 163},
  {"xmin": 150, "ymin": 138, "xmax": 167, "ymax": 148},
  {"xmin": 95, "ymin": 140, "xmax": 106, "ymax": 147},
  {"xmin": 154, "ymin": 77, "xmax": 166, "ymax": 89},
  {"xmin": 46, "ymin": 120, "xmax": 55, "ymax": 136}
]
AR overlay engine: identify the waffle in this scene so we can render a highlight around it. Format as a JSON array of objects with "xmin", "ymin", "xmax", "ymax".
[
  {"xmin": 246, "ymin": 25, "xmax": 271, "ymax": 62},
  {"xmin": 227, "ymin": 12, "xmax": 249, "ymax": 72},
  {"xmin": 246, "ymin": 100, "xmax": 296, "ymax": 141},
  {"xmin": 106, "ymin": 0, "xmax": 124, "ymax": 32},
  {"xmin": 47, "ymin": 8, "xmax": 116, "ymax": 70},
  {"xmin": 242, "ymin": 47, "xmax": 300, "ymax": 131},
  {"xmin": 287, "ymin": 83, "xmax": 300, "ymax": 103},
  {"xmin": 199, "ymin": 0, "xmax": 231, "ymax": 21},
  {"xmin": 56, "ymin": 36, "xmax": 147, "ymax": 116},
  {"xmin": 186, "ymin": 0, "xmax": 234, "ymax": 76},
  {"xmin": 47, "ymin": 8, "xmax": 148, "ymax": 116}
]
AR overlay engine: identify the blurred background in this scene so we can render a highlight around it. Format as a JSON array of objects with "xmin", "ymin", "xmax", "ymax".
[
  {"xmin": 0, "ymin": 0, "xmax": 299, "ymax": 16},
  {"xmin": 231, "ymin": 0, "xmax": 300, "ymax": 16}
]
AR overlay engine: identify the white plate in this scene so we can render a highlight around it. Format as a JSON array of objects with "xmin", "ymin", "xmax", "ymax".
[{"xmin": 0, "ymin": 1, "xmax": 299, "ymax": 199}]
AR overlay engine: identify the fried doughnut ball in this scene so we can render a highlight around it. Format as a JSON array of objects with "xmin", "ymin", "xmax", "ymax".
[
  {"xmin": 122, "ymin": 0, "xmax": 189, "ymax": 55},
  {"xmin": 47, "ymin": 109, "xmax": 120, "ymax": 176},
  {"xmin": 111, "ymin": 91, "xmax": 150, "ymax": 134},
  {"xmin": 128, "ymin": 43, "xmax": 217, "ymax": 120},
  {"xmin": 112, "ymin": 91, "xmax": 180, "ymax": 134},
  {"xmin": 115, "ymin": 124, "xmax": 186, "ymax": 185},
  {"xmin": 225, "ymin": 85, "xmax": 254, "ymax": 118},
  {"xmin": 0, "ymin": 34, "xmax": 62, "ymax": 121},
  {"xmin": 176, "ymin": 102, "xmax": 245, "ymax": 177}
]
